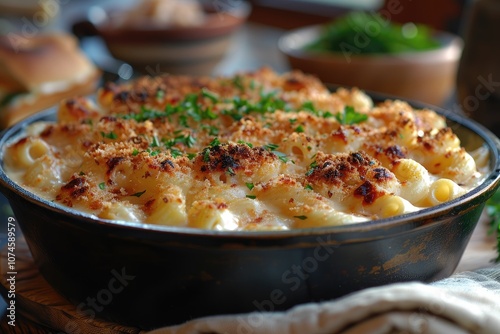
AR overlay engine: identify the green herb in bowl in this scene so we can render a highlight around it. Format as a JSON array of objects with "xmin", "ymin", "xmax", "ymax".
[
  {"xmin": 305, "ymin": 11, "xmax": 440, "ymax": 55},
  {"xmin": 486, "ymin": 189, "xmax": 500, "ymax": 262}
]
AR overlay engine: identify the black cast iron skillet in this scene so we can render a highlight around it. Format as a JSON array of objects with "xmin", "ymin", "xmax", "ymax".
[{"xmin": 0, "ymin": 95, "xmax": 499, "ymax": 330}]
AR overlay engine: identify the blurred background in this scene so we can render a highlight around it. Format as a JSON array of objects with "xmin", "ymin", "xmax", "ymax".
[{"xmin": 0, "ymin": 0, "xmax": 471, "ymax": 88}]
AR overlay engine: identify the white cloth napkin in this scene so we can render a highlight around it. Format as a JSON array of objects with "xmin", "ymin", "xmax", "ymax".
[{"xmin": 147, "ymin": 265, "xmax": 500, "ymax": 334}]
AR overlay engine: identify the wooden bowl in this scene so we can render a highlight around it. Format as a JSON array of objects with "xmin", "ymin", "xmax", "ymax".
[
  {"xmin": 91, "ymin": 2, "xmax": 250, "ymax": 75},
  {"xmin": 279, "ymin": 25, "xmax": 463, "ymax": 106}
]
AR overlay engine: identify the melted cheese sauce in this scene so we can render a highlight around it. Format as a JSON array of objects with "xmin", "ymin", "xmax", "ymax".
[{"xmin": 3, "ymin": 68, "xmax": 489, "ymax": 230}]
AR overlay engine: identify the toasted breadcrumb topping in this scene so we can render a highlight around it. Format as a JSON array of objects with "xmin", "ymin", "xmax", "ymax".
[{"xmin": 5, "ymin": 68, "xmax": 487, "ymax": 230}]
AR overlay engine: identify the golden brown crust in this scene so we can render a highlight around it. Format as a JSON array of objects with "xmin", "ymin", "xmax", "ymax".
[{"xmin": 4, "ymin": 68, "xmax": 485, "ymax": 229}]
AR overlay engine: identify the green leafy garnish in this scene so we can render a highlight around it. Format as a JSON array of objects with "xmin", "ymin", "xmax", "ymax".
[
  {"xmin": 274, "ymin": 151, "xmax": 290, "ymax": 164},
  {"xmin": 150, "ymin": 136, "xmax": 160, "ymax": 148},
  {"xmin": 306, "ymin": 160, "xmax": 318, "ymax": 177},
  {"xmin": 305, "ymin": 11, "xmax": 440, "ymax": 55},
  {"xmin": 232, "ymin": 75, "xmax": 245, "ymax": 91},
  {"xmin": 203, "ymin": 148, "xmax": 211, "ymax": 162},
  {"xmin": 123, "ymin": 106, "xmax": 165, "ymax": 122},
  {"xmin": 122, "ymin": 90, "xmax": 218, "ymax": 124},
  {"xmin": 201, "ymin": 88, "xmax": 219, "ymax": 103},
  {"xmin": 169, "ymin": 148, "xmax": 183, "ymax": 158},
  {"xmin": 294, "ymin": 215, "xmax": 308, "ymax": 220},
  {"xmin": 222, "ymin": 92, "xmax": 287, "ymax": 121},
  {"xmin": 264, "ymin": 143, "xmax": 279, "ymax": 151},
  {"xmin": 147, "ymin": 148, "xmax": 160, "ymax": 156},
  {"xmin": 486, "ymin": 189, "xmax": 500, "ymax": 262},
  {"xmin": 164, "ymin": 133, "xmax": 196, "ymax": 149},
  {"xmin": 131, "ymin": 190, "xmax": 146, "ymax": 198},
  {"xmin": 246, "ymin": 195, "xmax": 257, "ymax": 199},
  {"xmin": 246, "ymin": 183, "xmax": 255, "ymax": 191},
  {"xmin": 263, "ymin": 143, "xmax": 290, "ymax": 163},
  {"xmin": 295, "ymin": 125, "xmax": 305, "ymax": 133},
  {"xmin": 180, "ymin": 134, "xmax": 196, "ymax": 148},
  {"xmin": 301, "ymin": 101, "xmax": 333, "ymax": 118},
  {"xmin": 305, "ymin": 184, "xmax": 313, "ymax": 190},
  {"xmin": 98, "ymin": 182, "xmax": 106, "ymax": 190},
  {"xmin": 209, "ymin": 137, "xmax": 221, "ymax": 147},
  {"xmin": 201, "ymin": 124, "xmax": 219, "ymax": 136},
  {"xmin": 101, "ymin": 131, "xmax": 118, "ymax": 140},
  {"xmin": 335, "ymin": 106, "xmax": 368, "ymax": 125},
  {"xmin": 156, "ymin": 89, "xmax": 165, "ymax": 101},
  {"xmin": 237, "ymin": 140, "xmax": 253, "ymax": 148}
]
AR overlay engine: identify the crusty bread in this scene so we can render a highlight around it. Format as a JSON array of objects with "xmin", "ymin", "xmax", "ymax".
[{"xmin": 0, "ymin": 33, "xmax": 100, "ymax": 127}]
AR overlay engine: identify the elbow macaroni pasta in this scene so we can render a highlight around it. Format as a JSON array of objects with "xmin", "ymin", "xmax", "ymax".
[{"xmin": 3, "ymin": 68, "xmax": 489, "ymax": 230}]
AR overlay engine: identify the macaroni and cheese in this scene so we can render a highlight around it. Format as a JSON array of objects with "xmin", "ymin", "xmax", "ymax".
[{"xmin": 4, "ymin": 68, "xmax": 489, "ymax": 230}]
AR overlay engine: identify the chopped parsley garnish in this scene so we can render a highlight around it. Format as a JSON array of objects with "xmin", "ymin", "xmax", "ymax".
[
  {"xmin": 201, "ymin": 124, "xmax": 219, "ymax": 136},
  {"xmin": 201, "ymin": 88, "xmax": 219, "ymax": 103},
  {"xmin": 79, "ymin": 171, "xmax": 85, "ymax": 176},
  {"xmin": 147, "ymin": 148, "xmax": 161, "ymax": 156},
  {"xmin": 122, "ymin": 91, "xmax": 219, "ymax": 124},
  {"xmin": 294, "ymin": 215, "xmax": 308, "ymax": 220},
  {"xmin": 131, "ymin": 190, "xmax": 146, "ymax": 197},
  {"xmin": 306, "ymin": 160, "xmax": 318, "ymax": 176},
  {"xmin": 301, "ymin": 101, "xmax": 333, "ymax": 118},
  {"xmin": 486, "ymin": 189, "xmax": 500, "ymax": 262},
  {"xmin": 209, "ymin": 137, "xmax": 221, "ymax": 147},
  {"xmin": 264, "ymin": 143, "xmax": 279, "ymax": 151},
  {"xmin": 187, "ymin": 153, "xmax": 197, "ymax": 160},
  {"xmin": 222, "ymin": 92, "xmax": 287, "ymax": 120},
  {"xmin": 274, "ymin": 151, "xmax": 290, "ymax": 163},
  {"xmin": 295, "ymin": 125, "xmax": 305, "ymax": 133},
  {"xmin": 246, "ymin": 195, "xmax": 257, "ymax": 199},
  {"xmin": 181, "ymin": 134, "xmax": 196, "ymax": 148},
  {"xmin": 156, "ymin": 89, "xmax": 165, "ymax": 101},
  {"xmin": 132, "ymin": 149, "xmax": 140, "ymax": 156},
  {"xmin": 98, "ymin": 182, "xmax": 106, "ymax": 190},
  {"xmin": 246, "ymin": 183, "xmax": 255, "ymax": 190},
  {"xmin": 101, "ymin": 131, "xmax": 117, "ymax": 140},
  {"xmin": 232, "ymin": 75, "xmax": 245, "ymax": 91},
  {"xmin": 301, "ymin": 101, "xmax": 316, "ymax": 113},
  {"xmin": 179, "ymin": 115, "xmax": 189, "ymax": 128},
  {"xmin": 249, "ymin": 79, "xmax": 256, "ymax": 90},
  {"xmin": 203, "ymin": 148, "xmax": 211, "ymax": 162},
  {"xmin": 164, "ymin": 133, "xmax": 196, "ymax": 149},
  {"xmin": 124, "ymin": 106, "xmax": 166, "ymax": 122},
  {"xmin": 305, "ymin": 11, "xmax": 440, "ymax": 55},
  {"xmin": 226, "ymin": 167, "xmax": 236, "ymax": 176},
  {"xmin": 150, "ymin": 136, "xmax": 160, "ymax": 148},
  {"xmin": 237, "ymin": 140, "xmax": 253, "ymax": 148},
  {"xmin": 335, "ymin": 106, "xmax": 368, "ymax": 125},
  {"xmin": 305, "ymin": 184, "xmax": 313, "ymax": 190},
  {"xmin": 263, "ymin": 143, "xmax": 290, "ymax": 163},
  {"xmin": 167, "ymin": 148, "xmax": 182, "ymax": 158}
]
